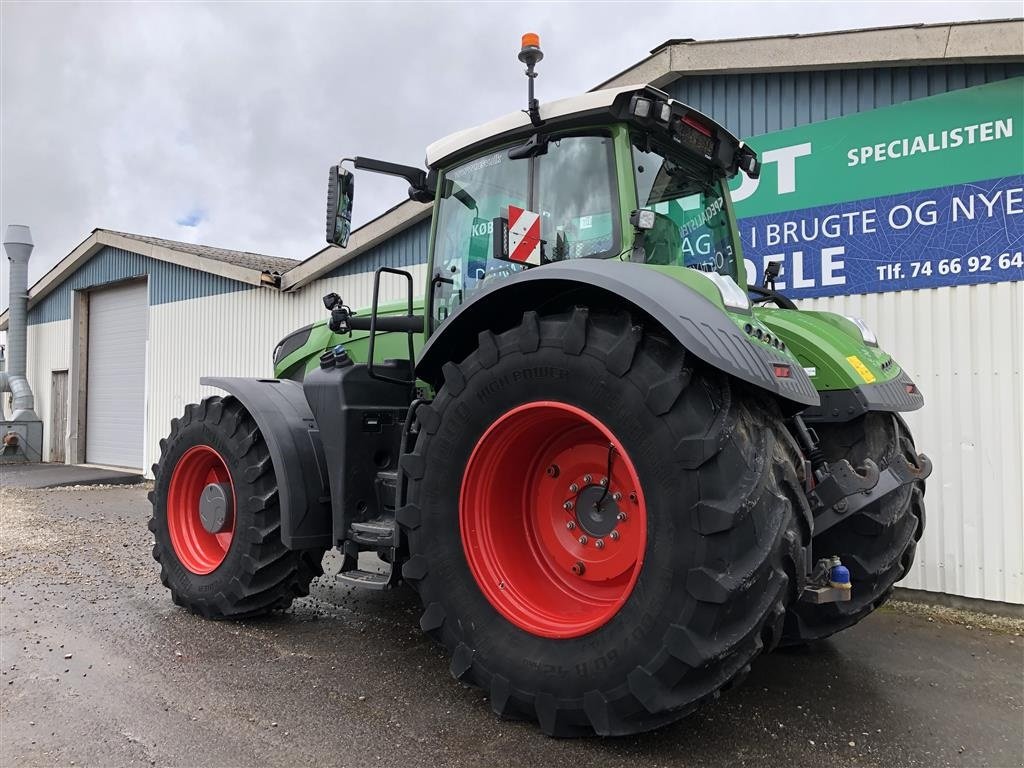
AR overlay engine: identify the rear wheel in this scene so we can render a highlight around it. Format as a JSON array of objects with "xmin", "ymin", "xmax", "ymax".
[
  {"xmin": 399, "ymin": 309, "xmax": 809, "ymax": 736},
  {"xmin": 149, "ymin": 396, "xmax": 325, "ymax": 619},
  {"xmin": 783, "ymin": 413, "xmax": 925, "ymax": 643}
]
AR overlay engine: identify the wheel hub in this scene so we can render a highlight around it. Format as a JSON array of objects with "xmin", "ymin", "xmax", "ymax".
[
  {"xmin": 574, "ymin": 485, "xmax": 620, "ymax": 537},
  {"xmin": 199, "ymin": 482, "xmax": 233, "ymax": 534},
  {"xmin": 166, "ymin": 445, "xmax": 236, "ymax": 575}
]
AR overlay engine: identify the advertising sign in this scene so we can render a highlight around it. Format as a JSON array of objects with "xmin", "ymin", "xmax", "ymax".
[{"xmin": 730, "ymin": 77, "xmax": 1024, "ymax": 298}]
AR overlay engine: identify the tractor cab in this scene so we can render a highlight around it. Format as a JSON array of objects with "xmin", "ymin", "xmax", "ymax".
[{"xmin": 326, "ymin": 35, "xmax": 761, "ymax": 335}]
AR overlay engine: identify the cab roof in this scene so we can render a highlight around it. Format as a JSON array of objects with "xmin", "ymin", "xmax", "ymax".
[{"xmin": 424, "ymin": 84, "xmax": 739, "ymax": 170}]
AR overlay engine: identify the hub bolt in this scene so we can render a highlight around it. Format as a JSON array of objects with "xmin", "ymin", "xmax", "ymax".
[
  {"xmin": 572, "ymin": 561, "xmax": 586, "ymax": 576},
  {"xmin": 616, "ymin": 511, "xmax": 627, "ymax": 522},
  {"xmin": 546, "ymin": 464, "xmax": 560, "ymax": 478},
  {"xmin": 629, "ymin": 492, "xmax": 638, "ymax": 504},
  {"xmin": 569, "ymin": 483, "xmax": 579, "ymax": 493},
  {"xmin": 612, "ymin": 491, "xmax": 622, "ymax": 501},
  {"xmin": 566, "ymin": 521, "xmax": 576, "ymax": 530},
  {"xmin": 583, "ymin": 474, "xmax": 592, "ymax": 484},
  {"xmin": 563, "ymin": 500, "xmax": 574, "ymax": 511},
  {"xmin": 610, "ymin": 530, "xmax": 620, "ymax": 541},
  {"xmin": 599, "ymin": 477, "xmax": 608, "ymax": 487},
  {"xmin": 578, "ymin": 535, "xmax": 589, "ymax": 545},
  {"xmin": 595, "ymin": 539, "xmax": 605, "ymax": 549}
]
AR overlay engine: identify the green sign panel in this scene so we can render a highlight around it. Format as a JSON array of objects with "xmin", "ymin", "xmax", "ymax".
[{"xmin": 728, "ymin": 77, "xmax": 1024, "ymax": 297}]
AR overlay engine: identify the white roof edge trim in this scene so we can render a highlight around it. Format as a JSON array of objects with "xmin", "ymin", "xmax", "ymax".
[
  {"xmin": 425, "ymin": 85, "xmax": 646, "ymax": 168},
  {"xmin": 594, "ymin": 18, "xmax": 1024, "ymax": 91},
  {"xmin": 99, "ymin": 231, "xmax": 267, "ymax": 287}
]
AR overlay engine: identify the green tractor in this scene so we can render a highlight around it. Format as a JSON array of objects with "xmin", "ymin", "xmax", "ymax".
[{"xmin": 149, "ymin": 36, "xmax": 931, "ymax": 736}]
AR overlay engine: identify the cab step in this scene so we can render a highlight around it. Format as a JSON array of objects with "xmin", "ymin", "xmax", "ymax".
[
  {"xmin": 336, "ymin": 566, "xmax": 396, "ymax": 590},
  {"xmin": 349, "ymin": 518, "xmax": 397, "ymax": 547}
]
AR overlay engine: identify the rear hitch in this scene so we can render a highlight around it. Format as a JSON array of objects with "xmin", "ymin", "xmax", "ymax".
[
  {"xmin": 811, "ymin": 452, "xmax": 933, "ymax": 536},
  {"xmin": 790, "ymin": 414, "xmax": 932, "ymax": 538},
  {"xmin": 800, "ymin": 555, "xmax": 853, "ymax": 604},
  {"xmin": 807, "ymin": 458, "xmax": 880, "ymax": 513}
]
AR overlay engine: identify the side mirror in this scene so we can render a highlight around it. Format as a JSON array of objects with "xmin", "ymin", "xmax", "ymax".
[{"xmin": 326, "ymin": 165, "xmax": 354, "ymax": 248}]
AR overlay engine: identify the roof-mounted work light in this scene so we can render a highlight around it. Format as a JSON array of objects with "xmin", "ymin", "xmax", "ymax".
[{"xmin": 519, "ymin": 33, "xmax": 544, "ymax": 127}]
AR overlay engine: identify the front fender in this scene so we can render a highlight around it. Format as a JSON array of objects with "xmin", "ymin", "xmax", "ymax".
[
  {"xmin": 201, "ymin": 377, "xmax": 332, "ymax": 549},
  {"xmin": 417, "ymin": 260, "xmax": 819, "ymax": 409}
]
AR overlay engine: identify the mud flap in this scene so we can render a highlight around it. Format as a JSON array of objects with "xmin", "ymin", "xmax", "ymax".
[{"xmin": 201, "ymin": 377, "xmax": 332, "ymax": 549}]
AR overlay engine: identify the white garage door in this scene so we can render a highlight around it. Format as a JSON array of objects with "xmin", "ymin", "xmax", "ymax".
[{"xmin": 86, "ymin": 281, "xmax": 148, "ymax": 468}]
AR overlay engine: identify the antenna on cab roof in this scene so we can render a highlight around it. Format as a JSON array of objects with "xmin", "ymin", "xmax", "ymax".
[{"xmin": 519, "ymin": 33, "xmax": 544, "ymax": 127}]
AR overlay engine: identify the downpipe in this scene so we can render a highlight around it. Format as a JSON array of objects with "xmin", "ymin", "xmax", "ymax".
[{"xmin": 0, "ymin": 371, "xmax": 37, "ymax": 421}]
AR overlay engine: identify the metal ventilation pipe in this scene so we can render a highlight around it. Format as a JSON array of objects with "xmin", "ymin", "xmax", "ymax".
[{"xmin": 1, "ymin": 224, "xmax": 39, "ymax": 421}]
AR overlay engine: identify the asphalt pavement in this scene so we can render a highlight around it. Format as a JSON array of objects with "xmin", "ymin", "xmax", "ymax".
[{"xmin": 1, "ymin": 482, "xmax": 1021, "ymax": 768}]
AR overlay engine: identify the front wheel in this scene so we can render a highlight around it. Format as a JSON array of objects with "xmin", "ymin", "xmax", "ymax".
[
  {"xmin": 149, "ymin": 396, "xmax": 324, "ymax": 618},
  {"xmin": 399, "ymin": 309, "xmax": 809, "ymax": 736}
]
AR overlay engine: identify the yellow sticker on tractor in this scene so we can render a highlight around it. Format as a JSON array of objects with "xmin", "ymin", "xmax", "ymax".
[{"xmin": 846, "ymin": 355, "xmax": 877, "ymax": 383}]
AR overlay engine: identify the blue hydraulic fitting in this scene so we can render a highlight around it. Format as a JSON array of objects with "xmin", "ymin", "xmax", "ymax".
[{"xmin": 829, "ymin": 561, "xmax": 852, "ymax": 589}]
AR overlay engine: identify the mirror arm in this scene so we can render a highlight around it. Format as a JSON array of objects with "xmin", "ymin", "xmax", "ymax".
[{"xmin": 352, "ymin": 156, "xmax": 434, "ymax": 200}]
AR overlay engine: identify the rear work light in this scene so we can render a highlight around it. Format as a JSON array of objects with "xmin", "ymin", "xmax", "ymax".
[
  {"xmin": 773, "ymin": 364, "xmax": 792, "ymax": 379},
  {"xmin": 632, "ymin": 97, "xmax": 653, "ymax": 118}
]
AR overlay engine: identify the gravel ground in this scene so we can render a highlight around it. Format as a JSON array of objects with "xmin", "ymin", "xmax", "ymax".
[{"xmin": 1, "ymin": 483, "xmax": 1022, "ymax": 768}]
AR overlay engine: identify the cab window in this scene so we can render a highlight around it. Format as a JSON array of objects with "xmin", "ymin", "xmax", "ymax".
[
  {"xmin": 633, "ymin": 139, "xmax": 739, "ymax": 280},
  {"xmin": 431, "ymin": 135, "xmax": 618, "ymax": 325},
  {"xmin": 535, "ymin": 135, "xmax": 618, "ymax": 260}
]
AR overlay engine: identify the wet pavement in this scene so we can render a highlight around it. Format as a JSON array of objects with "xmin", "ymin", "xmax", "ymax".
[
  {"xmin": 0, "ymin": 463, "xmax": 143, "ymax": 489},
  {"xmin": 1, "ymin": 483, "xmax": 1021, "ymax": 768}
]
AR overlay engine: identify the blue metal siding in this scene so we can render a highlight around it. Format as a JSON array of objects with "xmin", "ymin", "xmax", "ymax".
[
  {"xmin": 668, "ymin": 63, "xmax": 1024, "ymax": 138},
  {"xmin": 28, "ymin": 246, "xmax": 253, "ymax": 325},
  {"xmin": 324, "ymin": 219, "xmax": 432, "ymax": 279}
]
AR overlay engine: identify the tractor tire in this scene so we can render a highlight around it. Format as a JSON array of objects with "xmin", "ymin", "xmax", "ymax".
[
  {"xmin": 149, "ymin": 396, "xmax": 324, "ymax": 619},
  {"xmin": 783, "ymin": 413, "xmax": 925, "ymax": 643},
  {"xmin": 398, "ymin": 309, "xmax": 809, "ymax": 736}
]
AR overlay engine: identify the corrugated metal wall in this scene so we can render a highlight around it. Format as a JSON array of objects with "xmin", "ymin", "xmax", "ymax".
[
  {"xmin": 805, "ymin": 283, "xmax": 1023, "ymax": 605},
  {"xmin": 667, "ymin": 63, "xmax": 1024, "ymax": 138}
]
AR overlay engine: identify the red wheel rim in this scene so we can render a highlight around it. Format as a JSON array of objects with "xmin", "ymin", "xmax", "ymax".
[
  {"xmin": 167, "ymin": 445, "xmax": 235, "ymax": 575},
  {"xmin": 460, "ymin": 401, "xmax": 647, "ymax": 638}
]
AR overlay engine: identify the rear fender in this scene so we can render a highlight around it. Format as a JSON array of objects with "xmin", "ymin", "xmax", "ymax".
[
  {"xmin": 201, "ymin": 377, "xmax": 332, "ymax": 549},
  {"xmin": 417, "ymin": 260, "xmax": 819, "ymax": 409}
]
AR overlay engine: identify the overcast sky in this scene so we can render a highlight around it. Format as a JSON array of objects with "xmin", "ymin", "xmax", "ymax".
[{"xmin": 1, "ymin": 0, "xmax": 1019, "ymax": 300}]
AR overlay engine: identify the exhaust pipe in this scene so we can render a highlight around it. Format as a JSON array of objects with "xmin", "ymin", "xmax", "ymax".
[{"xmin": 1, "ymin": 224, "xmax": 39, "ymax": 421}]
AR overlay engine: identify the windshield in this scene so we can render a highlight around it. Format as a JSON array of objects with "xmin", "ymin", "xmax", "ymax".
[
  {"xmin": 632, "ymin": 139, "xmax": 740, "ymax": 280},
  {"xmin": 431, "ymin": 134, "xmax": 619, "ymax": 324}
]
